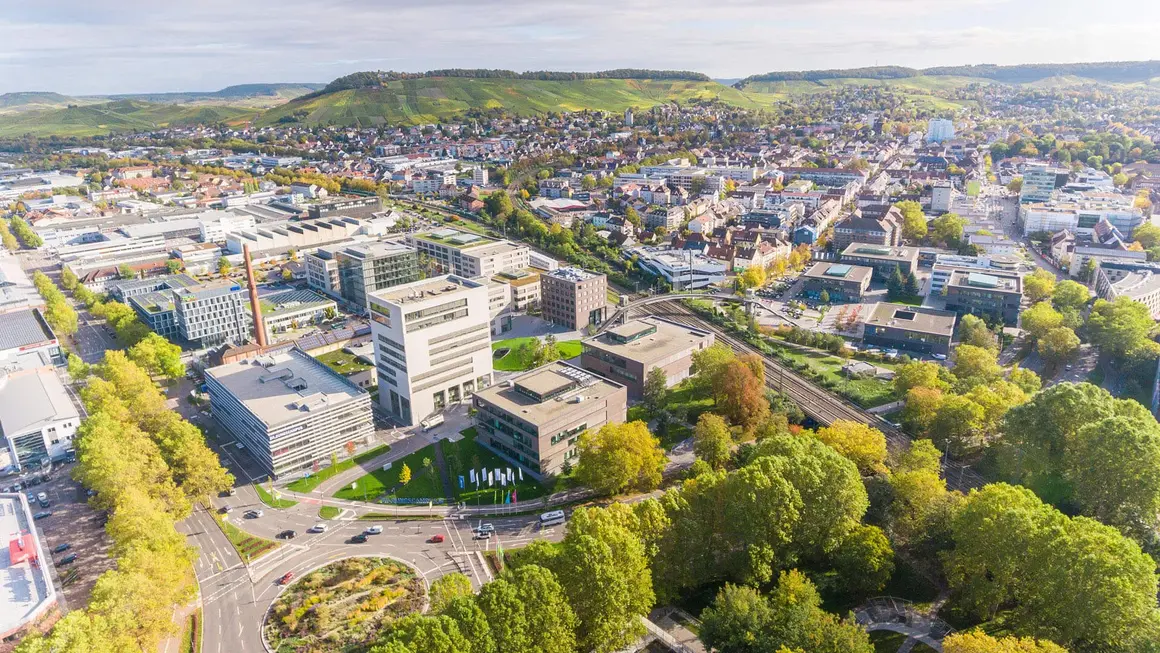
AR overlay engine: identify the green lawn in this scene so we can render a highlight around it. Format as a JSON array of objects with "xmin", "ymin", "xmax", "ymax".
[
  {"xmin": 442, "ymin": 428, "xmax": 550, "ymax": 504},
  {"xmin": 491, "ymin": 337, "xmax": 583, "ymax": 372},
  {"xmin": 315, "ymin": 349, "xmax": 372, "ymax": 375},
  {"xmin": 333, "ymin": 444, "xmax": 443, "ymax": 502},
  {"xmin": 254, "ymin": 483, "xmax": 298, "ymax": 509},
  {"xmin": 768, "ymin": 344, "xmax": 897, "ymax": 408},
  {"xmin": 318, "ymin": 505, "xmax": 341, "ymax": 520},
  {"xmin": 871, "ymin": 630, "xmax": 909, "ymax": 653},
  {"xmin": 285, "ymin": 444, "xmax": 391, "ymax": 493}
]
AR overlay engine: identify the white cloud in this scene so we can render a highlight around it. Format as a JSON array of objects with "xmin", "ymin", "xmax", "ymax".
[{"xmin": 0, "ymin": 0, "xmax": 1158, "ymax": 93}]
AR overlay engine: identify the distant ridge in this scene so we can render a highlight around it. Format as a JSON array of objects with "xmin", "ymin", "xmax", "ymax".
[{"xmin": 736, "ymin": 60, "xmax": 1160, "ymax": 87}]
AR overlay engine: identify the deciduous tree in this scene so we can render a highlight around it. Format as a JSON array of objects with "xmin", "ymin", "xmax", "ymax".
[
  {"xmin": 1037, "ymin": 326, "xmax": 1080, "ymax": 364},
  {"xmin": 813, "ymin": 420, "xmax": 888, "ymax": 475},
  {"xmin": 1023, "ymin": 269, "xmax": 1056, "ymax": 304},
  {"xmin": 1021, "ymin": 301, "xmax": 1063, "ymax": 340},
  {"xmin": 693, "ymin": 413, "xmax": 732, "ymax": 470},
  {"xmin": 575, "ymin": 421, "xmax": 665, "ymax": 496}
]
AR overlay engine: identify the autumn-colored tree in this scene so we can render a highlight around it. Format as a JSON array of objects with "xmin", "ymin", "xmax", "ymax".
[
  {"xmin": 718, "ymin": 360, "xmax": 770, "ymax": 430},
  {"xmin": 399, "ymin": 463, "xmax": 412, "ymax": 486},
  {"xmin": 813, "ymin": 420, "xmax": 888, "ymax": 475}
]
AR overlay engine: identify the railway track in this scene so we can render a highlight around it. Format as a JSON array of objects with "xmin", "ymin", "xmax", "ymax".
[{"xmin": 642, "ymin": 300, "xmax": 985, "ymax": 493}]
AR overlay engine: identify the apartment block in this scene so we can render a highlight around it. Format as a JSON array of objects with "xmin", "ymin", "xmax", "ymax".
[
  {"xmin": 205, "ymin": 348, "xmax": 374, "ymax": 478},
  {"xmin": 406, "ymin": 228, "xmax": 529, "ymax": 278},
  {"xmin": 581, "ymin": 317, "xmax": 714, "ymax": 398},
  {"xmin": 473, "ymin": 361, "xmax": 627, "ymax": 478},
  {"xmin": 173, "ymin": 280, "xmax": 253, "ymax": 347},
  {"xmin": 368, "ymin": 275, "xmax": 493, "ymax": 426},
  {"xmin": 944, "ymin": 270, "xmax": 1023, "ymax": 326},
  {"xmin": 335, "ymin": 242, "xmax": 420, "ymax": 310},
  {"xmin": 541, "ymin": 268, "xmax": 607, "ymax": 331}
]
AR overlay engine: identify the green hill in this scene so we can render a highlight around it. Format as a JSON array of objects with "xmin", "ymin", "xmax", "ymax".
[
  {"xmin": 0, "ymin": 100, "xmax": 258, "ymax": 138},
  {"xmin": 257, "ymin": 77, "xmax": 771, "ymax": 127},
  {"xmin": 737, "ymin": 60, "xmax": 1160, "ymax": 88},
  {"xmin": 103, "ymin": 83, "xmax": 323, "ymax": 104}
]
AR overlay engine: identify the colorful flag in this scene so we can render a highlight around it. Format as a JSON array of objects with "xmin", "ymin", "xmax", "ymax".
[
  {"xmin": 501, "ymin": 474, "xmax": 507, "ymax": 487},
  {"xmin": 488, "ymin": 471, "xmax": 493, "ymax": 486},
  {"xmin": 511, "ymin": 488, "xmax": 518, "ymax": 503},
  {"xmin": 507, "ymin": 468, "xmax": 513, "ymax": 482},
  {"xmin": 504, "ymin": 490, "xmax": 511, "ymax": 504},
  {"xmin": 458, "ymin": 475, "xmax": 464, "ymax": 489}
]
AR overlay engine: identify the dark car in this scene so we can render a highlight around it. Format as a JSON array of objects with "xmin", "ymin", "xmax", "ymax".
[
  {"xmin": 33, "ymin": 511, "xmax": 52, "ymax": 520},
  {"xmin": 52, "ymin": 543, "xmax": 71, "ymax": 554},
  {"xmin": 59, "ymin": 553, "xmax": 78, "ymax": 565},
  {"xmin": 350, "ymin": 534, "xmax": 368, "ymax": 544},
  {"xmin": 277, "ymin": 530, "xmax": 297, "ymax": 540}
]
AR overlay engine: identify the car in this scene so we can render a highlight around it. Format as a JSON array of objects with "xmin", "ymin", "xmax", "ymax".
[
  {"xmin": 932, "ymin": 353, "xmax": 948, "ymax": 361},
  {"xmin": 350, "ymin": 534, "xmax": 368, "ymax": 544},
  {"xmin": 220, "ymin": 505, "xmax": 232, "ymax": 514},
  {"xmin": 26, "ymin": 492, "xmax": 36, "ymax": 503},
  {"xmin": 277, "ymin": 530, "xmax": 297, "ymax": 540},
  {"xmin": 227, "ymin": 488, "xmax": 237, "ymax": 496},
  {"xmin": 1065, "ymin": 364, "xmax": 1073, "ymax": 370},
  {"xmin": 39, "ymin": 498, "xmax": 50, "ymax": 508},
  {"xmin": 33, "ymin": 511, "xmax": 52, "ymax": 520},
  {"xmin": 365, "ymin": 525, "xmax": 383, "ymax": 535},
  {"xmin": 245, "ymin": 510, "xmax": 264, "ymax": 519},
  {"xmin": 429, "ymin": 534, "xmax": 445, "ymax": 544},
  {"xmin": 278, "ymin": 572, "xmax": 294, "ymax": 585},
  {"xmin": 308, "ymin": 523, "xmax": 327, "ymax": 533},
  {"xmin": 59, "ymin": 553, "xmax": 78, "ymax": 565},
  {"xmin": 52, "ymin": 543, "xmax": 71, "ymax": 554}
]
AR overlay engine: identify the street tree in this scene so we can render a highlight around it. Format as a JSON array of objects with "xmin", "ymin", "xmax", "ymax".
[
  {"xmin": 952, "ymin": 345, "xmax": 1003, "ymax": 391},
  {"xmin": 893, "ymin": 360, "xmax": 951, "ymax": 394},
  {"xmin": 1037, "ymin": 326, "xmax": 1080, "ymax": 365},
  {"xmin": 1051, "ymin": 279, "xmax": 1089, "ymax": 312},
  {"xmin": 1020, "ymin": 301, "xmax": 1063, "ymax": 341},
  {"xmin": 958, "ymin": 314, "xmax": 998, "ymax": 351},
  {"xmin": 1087, "ymin": 296, "xmax": 1155, "ymax": 358},
  {"xmin": 575, "ymin": 421, "xmax": 665, "ymax": 496},
  {"xmin": 1066, "ymin": 416, "xmax": 1160, "ymax": 540},
  {"xmin": 1023, "ymin": 269, "xmax": 1057, "ymax": 304}
]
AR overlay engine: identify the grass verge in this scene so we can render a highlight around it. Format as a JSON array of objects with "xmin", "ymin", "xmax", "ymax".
[
  {"xmin": 285, "ymin": 443, "xmax": 391, "ymax": 493},
  {"xmin": 181, "ymin": 607, "xmax": 202, "ymax": 653},
  {"xmin": 210, "ymin": 512, "xmax": 278, "ymax": 564},
  {"xmin": 318, "ymin": 505, "xmax": 341, "ymax": 520},
  {"xmin": 254, "ymin": 483, "xmax": 298, "ymax": 509}
]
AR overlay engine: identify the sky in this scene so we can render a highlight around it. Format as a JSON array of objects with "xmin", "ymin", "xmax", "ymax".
[{"xmin": 4, "ymin": 0, "xmax": 1160, "ymax": 95}]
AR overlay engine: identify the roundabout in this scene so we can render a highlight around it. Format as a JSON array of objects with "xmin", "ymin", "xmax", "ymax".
[{"xmin": 263, "ymin": 556, "xmax": 426, "ymax": 653}]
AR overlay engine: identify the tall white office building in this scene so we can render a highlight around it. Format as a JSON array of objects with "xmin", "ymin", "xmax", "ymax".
[
  {"xmin": 927, "ymin": 119, "xmax": 955, "ymax": 143},
  {"xmin": 368, "ymin": 275, "xmax": 494, "ymax": 426}
]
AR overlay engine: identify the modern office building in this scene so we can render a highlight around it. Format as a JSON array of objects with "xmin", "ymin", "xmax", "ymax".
[
  {"xmin": 0, "ymin": 369, "xmax": 81, "ymax": 470},
  {"xmin": 1020, "ymin": 165, "xmax": 1066, "ymax": 204},
  {"xmin": 1094, "ymin": 261, "xmax": 1160, "ymax": 319},
  {"xmin": 473, "ymin": 361, "xmax": 627, "ymax": 478},
  {"xmin": 173, "ymin": 280, "xmax": 253, "ymax": 347},
  {"xmin": 1020, "ymin": 199, "xmax": 1146, "ymax": 238},
  {"xmin": 305, "ymin": 195, "xmax": 383, "ymax": 219},
  {"xmin": 0, "ymin": 253, "xmax": 44, "ymax": 315},
  {"xmin": 861, "ymin": 302, "xmax": 957, "ymax": 356},
  {"xmin": 0, "ymin": 493, "xmax": 57, "ymax": 641},
  {"xmin": 305, "ymin": 246, "xmax": 342, "ymax": 298},
  {"xmin": 943, "ymin": 270, "xmax": 1023, "ymax": 326},
  {"xmin": 541, "ymin": 268, "xmax": 607, "ymax": 331},
  {"xmin": 406, "ymin": 229, "xmax": 529, "ymax": 278},
  {"xmin": 331, "ymin": 242, "xmax": 420, "ymax": 310},
  {"xmin": 494, "ymin": 269, "xmax": 542, "ymax": 312},
  {"xmin": 801, "ymin": 262, "xmax": 874, "ymax": 302},
  {"xmin": 928, "ymin": 254, "xmax": 1021, "ymax": 295},
  {"xmin": 368, "ymin": 275, "xmax": 493, "ymax": 426},
  {"xmin": 0, "ymin": 309, "xmax": 62, "ymax": 367},
  {"xmin": 580, "ymin": 317, "xmax": 714, "ymax": 398},
  {"xmin": 629, "ymin": 246, "xmax": 729, "ymax": 290},
  {"xmin": 259, "ymin": 289, "xmax": 337, "ymax": 342},
  {"xmin": 204, "ymin": 347, "xmax": 374, "ymax": 478},
  {"xmin": 839, "ymin": 243, "xmax": 920, "ymax": 280}
]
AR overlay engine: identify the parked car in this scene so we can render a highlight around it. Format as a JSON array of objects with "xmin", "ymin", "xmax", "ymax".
[
  {"xmin": 278, "ymin": 572, "xmax": 294, "ymax": 585},
  {"xmin": 39, "ymin": 498, "xmax": 50, "ymax": 508},
  {"xmin": 52, "ymin": 543, "xmax": 71, "ymax": 554},
  {"xmin": 59, "ymin": 553, "xmax": 78, "ymax": 565},
  {"xmin": 33, "ymin": 511, "xmax": 52, "ymax": 520},
  {"xmin": 277, "ymin": 530, "xmax": 297, "ymax": 540},
  {"xmin": 365, "ymin": 525, "xmax": 383, "ymax": 535}
]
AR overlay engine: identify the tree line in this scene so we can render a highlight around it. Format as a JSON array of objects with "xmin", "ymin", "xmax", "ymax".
[
  {"xmin": 737, "ymin": 60, "xmax": 1160, "ymax": 87},
  {"xmin": 315, "ymin": 69, "xmax": 712, "ymax": 96},
  {"xmin": 17, "ymin": 352, "xmax": 233, "ymax": 653}
]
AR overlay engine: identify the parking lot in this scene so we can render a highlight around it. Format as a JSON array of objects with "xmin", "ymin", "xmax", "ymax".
[{"xmin": 21, "ymin": 463, "xmax": 114, "ymax": 610}]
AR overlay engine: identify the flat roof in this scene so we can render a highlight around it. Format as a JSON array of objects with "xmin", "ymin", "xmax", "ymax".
[
  {"xmin": 369, "ymin": 274, "xmax": 482, "ymax": 306},
  {"xmin": 583, "ymin": 317, "xmax": 714, "ymax": 367},
  {"xmin": 474, "ymin": 361, "xmax": 625, "ymax": 427},
  {"xmin": 412, "ymin": 228, "xmax": 499, "ymax": 250},
  {"xmin": 260, "ymin": 289, "xmax": 334, "ymax": 318},
  {"xmin": 545, "ymin": 267, "xmax": 600, "ymax": 282},
  {"xmin": 339, "ymin": 241, "xmax": 415, "ymax": 259},
  {"xmin": 464, "ymin": 240, "xmax": 526, "ymax": 258},
  {"xmin": 0, "ymin": 309, "xmax": 54, "ymax": 353},
  {"xmin": 840, "ymin": 243, "xmax": 920, "ymax": 260},
  {"xmin": 803, "ymin": 261, "xmax": 873, "ymax": 283},
  {"xmin": 0, "ymin": 494, "xmax": 55, "ymax": 637},
  {"xmin": 865, "ymin": 302, "xmax": 957, "ymax": 337},
  {"xmin": 0, "ymin": 370, "xmax": 80, "ymax": 438},
  {"xmin": 129, "ymin": 290, "xmax": 176, "ymax": 314},
  {"xmin": 948, "ymin": 269, "xmax": 1022, "ymax": 293},
  {"xmin": 205, "ymin": 348, "xmax": 366, "ymax": 428}
]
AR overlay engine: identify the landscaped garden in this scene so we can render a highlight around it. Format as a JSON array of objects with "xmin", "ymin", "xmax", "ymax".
[
  {"xmin": 212, "ymin": 512, "xmax": 279, "ymax": 563},
  {"xmin": 264, "ymin": 557, "xmax": 424, "ymax": 653},
  {"xmin": 441, "ymin": 428, "xmax": 551, "ymax": 504},
  {"xmin": 286, "ymin": 444, "xmax": 391, "ymax": 493},
  {"xmin": 315, "ymin": 349, "xmax": 373, "ymax": 375},
  {"xmin": 332, "ymin": 445, "xmax": 443, "ymax": 502},
  {"xmin": 491, "ymin": 336, "xmax": 583, "ymax": 372}
]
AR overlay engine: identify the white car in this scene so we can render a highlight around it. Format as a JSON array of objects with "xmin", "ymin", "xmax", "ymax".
[
  {"xmin": 308, "ymin": 523, "xmax": 327, "ymax": 533},
  {"xmin": 365, "ymin": 525, "xmax": 383, "ymax": 535}
]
